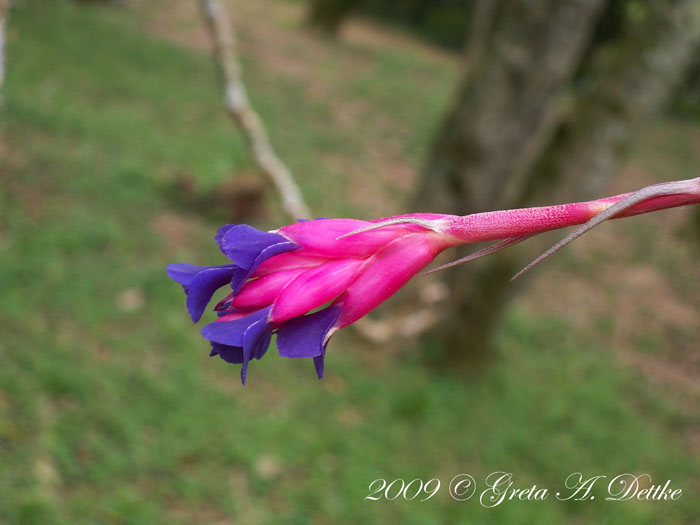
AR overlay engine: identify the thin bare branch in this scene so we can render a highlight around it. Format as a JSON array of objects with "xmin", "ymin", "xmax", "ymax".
[{"xmin": 200, "ymin": 0, "xmax": 311, "ymax": 220}]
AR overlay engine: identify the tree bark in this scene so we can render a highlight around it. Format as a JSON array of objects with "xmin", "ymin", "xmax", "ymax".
[
  {"xmin": 463, "ymin": 0, "xmax": 498, "ymax": 73},
  {"xmin": 417, "ymin": 0, "xmax": 700, "ymax": 367},
  {"xmin": 529, "ymin": 0, "xmax": 700, "ymax": 203}
]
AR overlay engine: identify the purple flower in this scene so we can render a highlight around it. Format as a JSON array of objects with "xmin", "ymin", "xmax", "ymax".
[{"xmin": 167, "ymin": 222, "xmax": 362, "ymax": 384}]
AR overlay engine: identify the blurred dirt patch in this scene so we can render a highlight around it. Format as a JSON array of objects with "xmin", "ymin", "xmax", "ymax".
[
  {"xmin": 0, "ymin": 132, "xmax": 49, "ymax": 222},
  {"xmin": 151, "ymin": 211, "xmax": 204, "ymax": 253},
  {"xmin": 167, "ymin": 171, "xmax": 268, "ymax": 222},
  {"xmin": 613, "ymin": 266, "xmax": 700, "ymax": 399},
  {"xmin": 116, "ymin": 287, "xmax": 146, "ymax": 312},
  {"xmin": 166, "ymin": 498, "xmax": 232, "ymax": 525},
  {"xmin": 343, "ymin": 14, "xmax": 457, "ymax": 67},
  {"xmin": 126, "ymin": 0, "xmax": 209, "ymax": 51}
]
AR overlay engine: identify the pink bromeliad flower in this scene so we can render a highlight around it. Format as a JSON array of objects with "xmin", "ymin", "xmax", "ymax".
[{"xmin": 167, "ymin": 177, "xmax": 700, "ymax": 384}]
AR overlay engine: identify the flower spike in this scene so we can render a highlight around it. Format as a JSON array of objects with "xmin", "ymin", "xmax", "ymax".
[{"xmin": 167, "ymin": 177, "xmax": 700, "ymax": 383}]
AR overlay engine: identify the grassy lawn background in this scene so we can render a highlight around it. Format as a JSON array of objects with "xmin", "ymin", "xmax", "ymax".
[{"xmin": 1, "ymin": 1, "xmax": 698, "ymax": 523}]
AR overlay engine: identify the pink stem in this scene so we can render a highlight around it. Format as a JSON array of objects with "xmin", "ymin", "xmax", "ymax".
[{"xmin": 440, "ymin": 177, "xmax": 700, "ymax": 244}]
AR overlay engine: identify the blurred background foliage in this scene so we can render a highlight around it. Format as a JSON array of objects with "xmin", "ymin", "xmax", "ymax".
[
  {"xmin": 308, "ymin": 0, "xmax": 473, "ymax": 50},
  {"xmin": 0, "ymin": 0, "xmax": 698, "ymax": 523},
  {"xmin": 304, "ymin": 0, "xmax": 700, "ymax": 110}
]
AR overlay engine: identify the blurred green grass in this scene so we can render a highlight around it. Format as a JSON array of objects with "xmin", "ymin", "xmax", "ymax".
[{"xmin": 0, "ymin": 1, "xmax": 697, "ymax": 523}]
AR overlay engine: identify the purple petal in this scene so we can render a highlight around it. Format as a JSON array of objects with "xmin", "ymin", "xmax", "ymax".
[
  {"xmin": 230, "ymin": 240, "xmax": 298, "ymax": 294},
  {"xmin": 201, "ymin": 307, "xmax": 273, "ymax": 385},
  {"xmin": 201, "ymin": 307, "xmax": 271, "ymax": 347},
  {"xmin": 214, "ymin": 224, "xmax": 298, "ymax": 294},
  {"xmin": 215, "ymin": 224, "xmax": 235, "ymax": 250},
  {"xmin": 166, "ymin": 263, "xmax": 203, "ymax": 291},
  {"xmin": 231, "ymin": 266, "xmax": 252, "ymax": 295},
  {"xmin": 313, "ymin": 352, "xmax": 326, "ymax": 380},
  {"xmin": 217, "ymin": 224, "xmax": 295, "ymax": 269},
  {"xmin": 216, "ymin": 308, "xmax": 255, "ymax": 318},
  {"xmin": 209, "ymin": 343, "xmax": 244, "ymax": 364},
  {"xmin": 276, "ymin": 307, "xmax": 340, "ymax": 374},
  {"xmin": 240, "ymin": 318, "xmax": 272, "ymax": 385},
  {"xmin": 167, "ymin": 263, "xmax": 237, "ymax": 323}
]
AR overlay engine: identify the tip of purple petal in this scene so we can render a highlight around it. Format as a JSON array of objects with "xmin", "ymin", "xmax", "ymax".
[{"xmin": 313, "ymin": 354, "xmax": 325, "ymax": 379}]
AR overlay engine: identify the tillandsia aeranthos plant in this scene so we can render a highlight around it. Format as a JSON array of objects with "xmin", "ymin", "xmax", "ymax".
[{"xmin": 167, "ymin": 177, "xmax": 700, "ymax": 384}]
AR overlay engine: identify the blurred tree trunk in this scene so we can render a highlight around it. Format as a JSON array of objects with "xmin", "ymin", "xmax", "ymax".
[
  {"xmin": 416, "ymin": 0, "xmax": 700, "ymax": 367},
  {"xmin": 307, "ymin": 0, "xmax": 359, "ymax": 35},
  {"xmin": 463, "ymin": 0, "xmax": 497, "ymax": 70}
]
